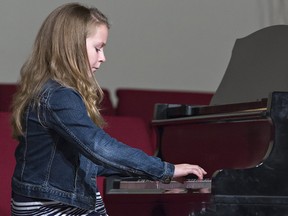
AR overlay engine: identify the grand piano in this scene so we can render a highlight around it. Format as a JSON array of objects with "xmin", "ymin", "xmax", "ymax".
[{"xmin": 104, "ymin": 25, "xmax": 288, "ymax": 216}]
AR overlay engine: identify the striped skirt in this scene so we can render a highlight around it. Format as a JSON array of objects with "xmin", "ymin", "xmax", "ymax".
[{"xmin": 11, "ymin": 192, "xmax": 108, "ymax": 216}]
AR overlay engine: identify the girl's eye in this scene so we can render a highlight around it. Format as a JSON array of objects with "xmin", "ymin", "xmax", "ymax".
[{"xmin": 95, "ymin": 48, "xmax": 101, "ymax": 52}]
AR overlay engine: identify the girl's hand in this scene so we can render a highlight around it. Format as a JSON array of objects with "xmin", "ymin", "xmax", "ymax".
[{"xmin": 173, "ymin": 164, "xmax": 207, "ymax": 180}]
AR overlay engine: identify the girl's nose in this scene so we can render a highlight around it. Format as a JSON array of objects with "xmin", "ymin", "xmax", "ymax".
[{"xmin": 99, "ymin": 51, "xmax": 106, "ymax": 63}]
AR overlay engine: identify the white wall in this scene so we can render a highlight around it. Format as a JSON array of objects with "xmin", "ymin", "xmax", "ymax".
[{"xmin": 1, "ymin": 0, "xmax": 287, "ymax": 102}]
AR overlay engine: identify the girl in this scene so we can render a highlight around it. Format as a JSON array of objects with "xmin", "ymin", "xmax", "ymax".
[{"xmin": 10, "ymin": 3, "xmax": 206, "ymax": 216}]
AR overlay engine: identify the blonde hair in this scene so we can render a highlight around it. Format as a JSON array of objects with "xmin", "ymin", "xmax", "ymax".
[{"xmin": 11, "ymin": 3, "xmax": 110, "ymax": 137}]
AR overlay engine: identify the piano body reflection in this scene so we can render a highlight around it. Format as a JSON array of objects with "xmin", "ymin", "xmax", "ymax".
[
  {"xmin": 152, "ymin": 92, "xmax": 288, "ymax": 215},
  {"xmin": 104, "ymin": 25, "xmax": 288, "ymax": 216}
]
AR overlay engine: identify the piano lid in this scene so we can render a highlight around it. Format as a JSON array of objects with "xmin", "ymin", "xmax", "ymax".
[{"xmin": 210, "ymin": 25, "xmax": 288, "ymax": 105}]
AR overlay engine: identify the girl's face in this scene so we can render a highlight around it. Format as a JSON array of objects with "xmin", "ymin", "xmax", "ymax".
[{"xmin": 86, "ymin": 24, "xmax": 108, "ymax": 77}]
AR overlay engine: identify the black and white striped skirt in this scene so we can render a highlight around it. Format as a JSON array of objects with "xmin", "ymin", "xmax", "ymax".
[{"xmin": 11, "ymin": 192, "xmax": 108, "ymax": 216}]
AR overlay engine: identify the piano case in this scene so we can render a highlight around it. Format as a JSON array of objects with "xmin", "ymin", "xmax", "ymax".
[{"xmin": 104, "ymin": 25, "xmax": 288, "ymax": 216}]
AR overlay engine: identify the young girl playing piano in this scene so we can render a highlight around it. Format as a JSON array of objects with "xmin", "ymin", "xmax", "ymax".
[{"xmin": 10, "ymin": 3, "xmax": 206, "ymax": 216}]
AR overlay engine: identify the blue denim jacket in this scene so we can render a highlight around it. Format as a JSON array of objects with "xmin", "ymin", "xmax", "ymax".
[{"xmin": 12, "ymin": 79, "xmax": 174, "ymax": 210}]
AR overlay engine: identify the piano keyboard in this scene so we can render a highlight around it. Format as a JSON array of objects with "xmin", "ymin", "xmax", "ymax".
[
  {"xmin": 119, "ymin": 179, "xmax": 211, "ymax": 190},
  {"xmin": 105, "ymin": 176, "xmax": 212, "ymax": 194}
]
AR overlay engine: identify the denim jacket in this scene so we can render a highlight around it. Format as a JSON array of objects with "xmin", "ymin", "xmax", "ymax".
[{"xmin": 12, "ymin": 79, "xmax": 174, "ymax": 210}]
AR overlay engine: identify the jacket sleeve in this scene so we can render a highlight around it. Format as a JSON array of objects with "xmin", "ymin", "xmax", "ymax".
[{"xmin": 45, "ymin": 87, "xmax": 174, "ymax": 183}]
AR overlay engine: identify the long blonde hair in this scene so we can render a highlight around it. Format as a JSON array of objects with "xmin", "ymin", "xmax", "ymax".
[{"xmin": 11, "ymin": 3, "xmax": 110, "ymax": 137}]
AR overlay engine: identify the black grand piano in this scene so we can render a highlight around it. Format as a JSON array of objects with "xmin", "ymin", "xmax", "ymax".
[{"xmin": 104, "ymin": 25, "xmax": 288, "ymax": 216}]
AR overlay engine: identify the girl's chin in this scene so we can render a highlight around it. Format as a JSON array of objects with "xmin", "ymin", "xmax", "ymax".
[{"xmin": 88, "ymin": 70, "xmax": 97, "ymax": 77}]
